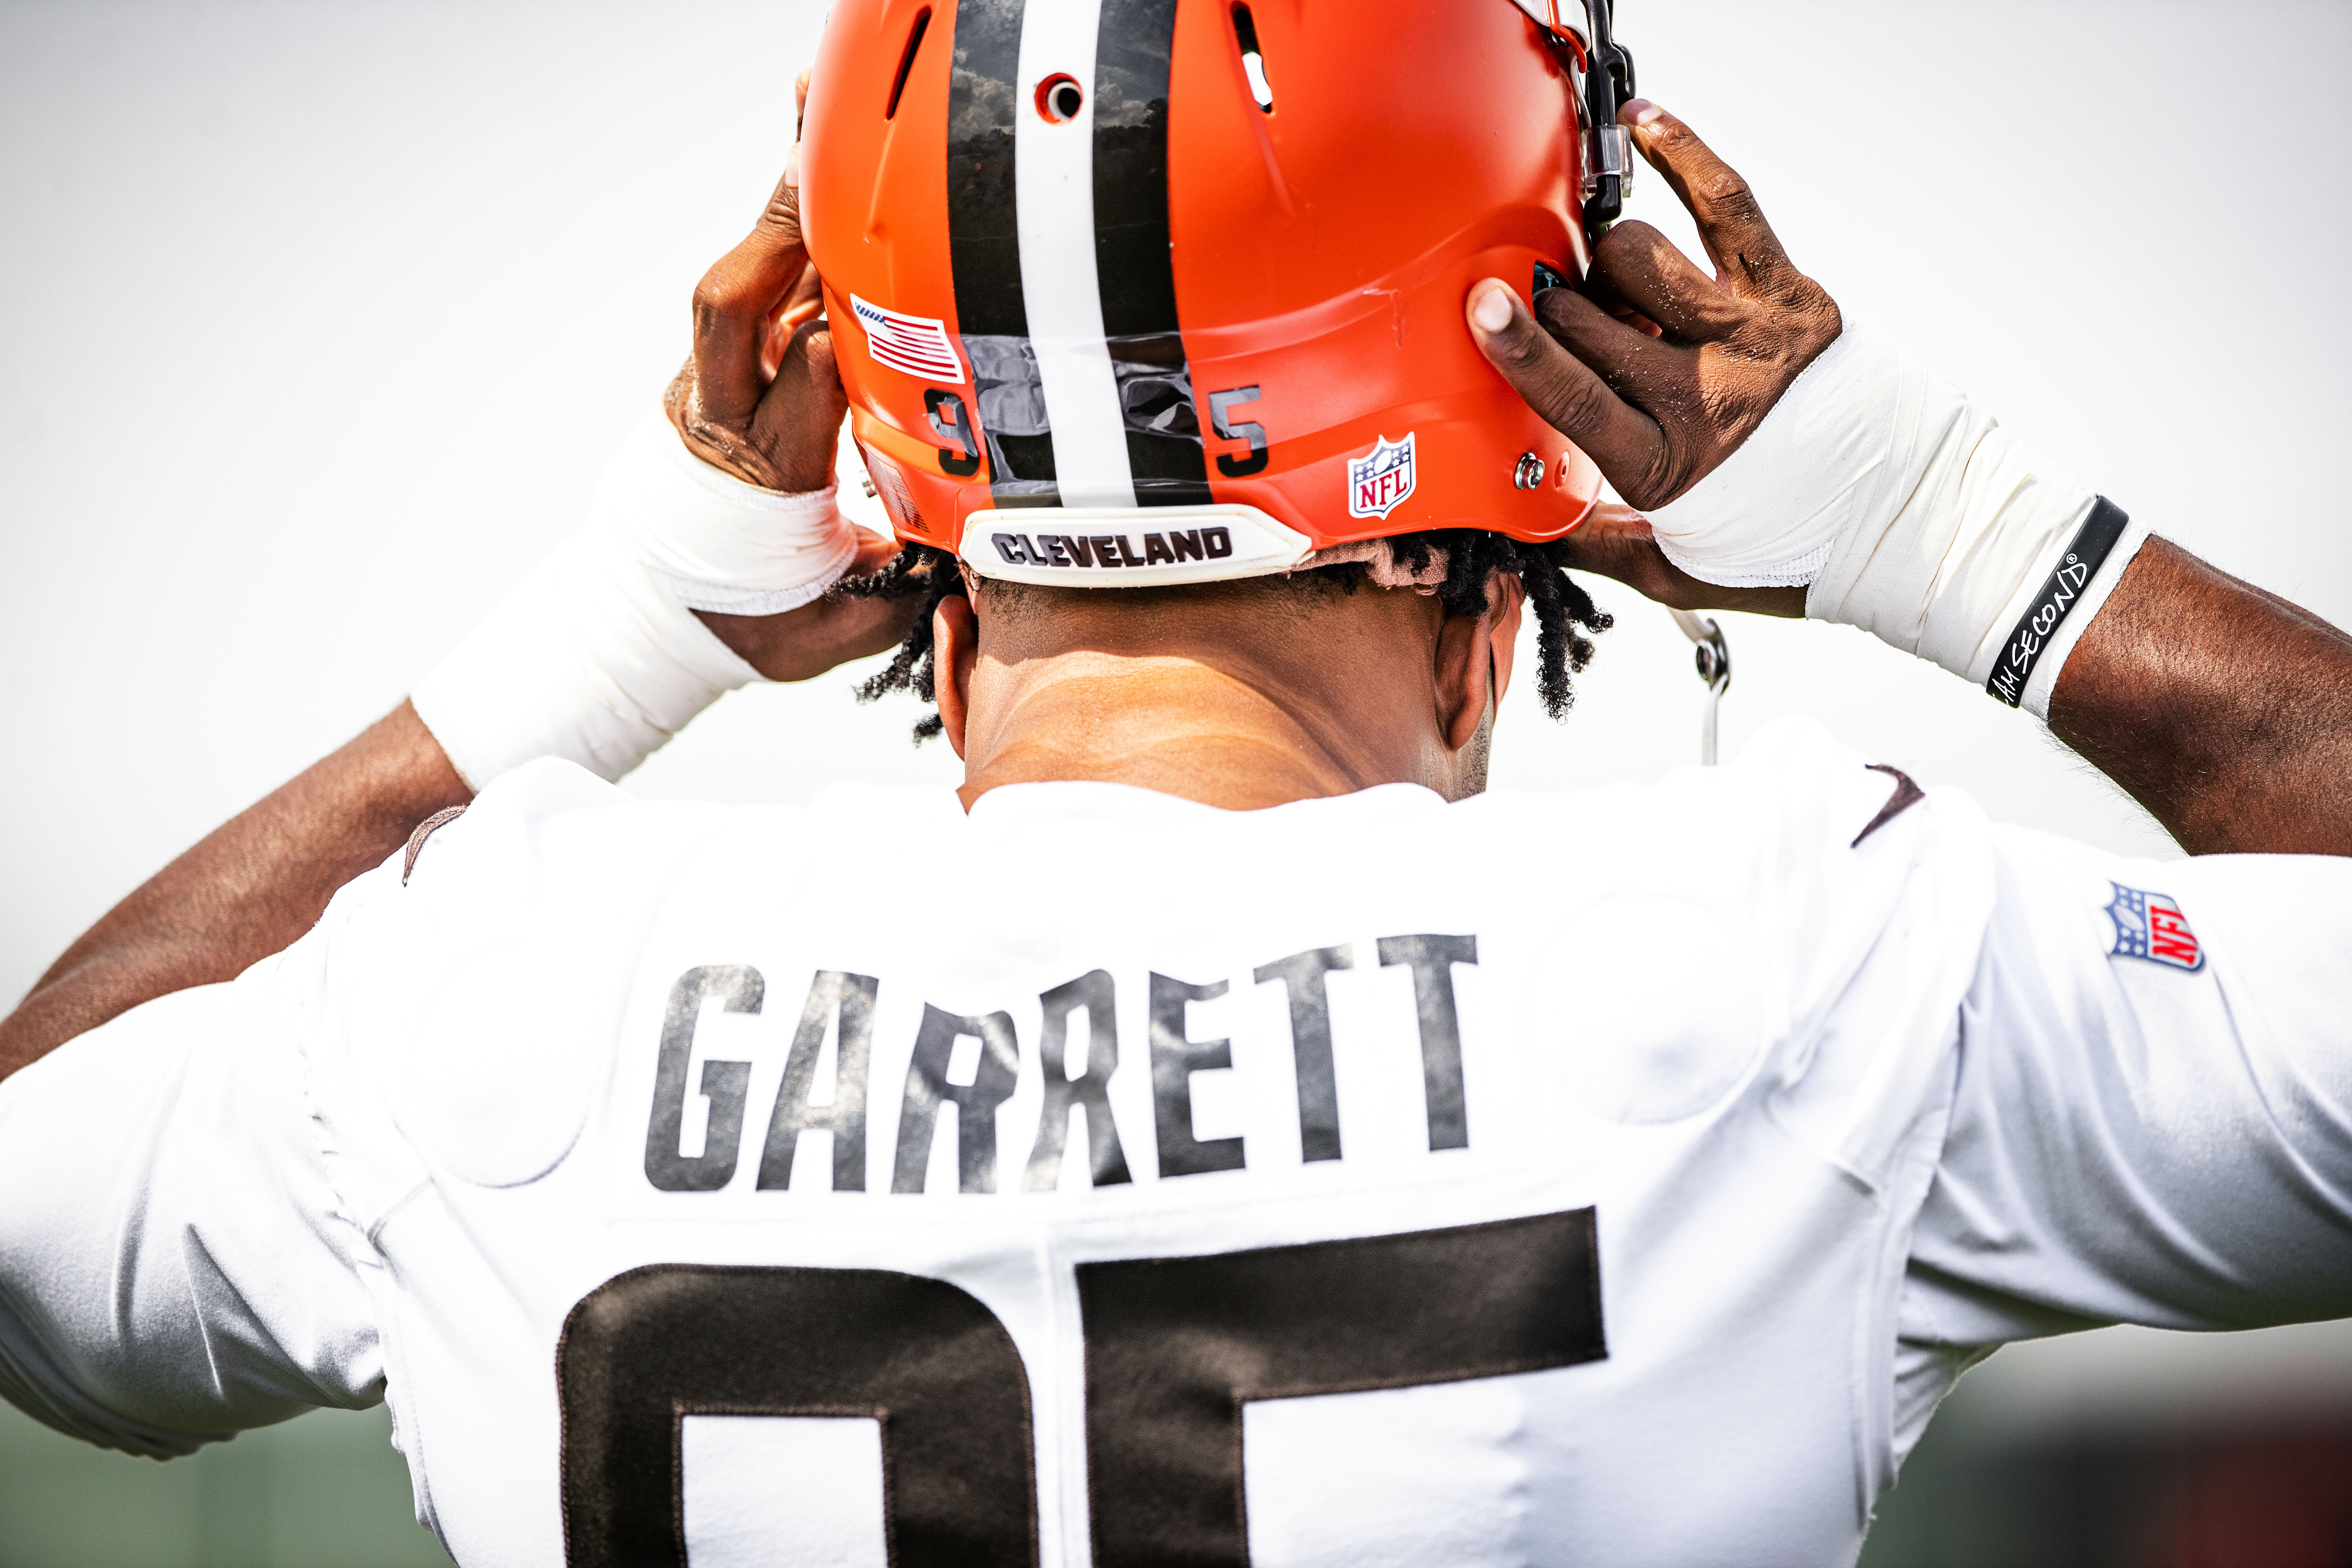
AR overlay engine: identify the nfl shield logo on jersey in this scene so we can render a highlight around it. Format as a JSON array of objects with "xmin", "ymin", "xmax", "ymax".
[
  {"xmin": 2105, "ymin": 882, "xmax": 2205, "ymax": 972},
  {"xmin": 1348, "ymin": 433, "xmax": 1418, "ymax": 520}
]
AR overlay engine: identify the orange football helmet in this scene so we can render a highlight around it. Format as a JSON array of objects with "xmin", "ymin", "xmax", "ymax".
[{"xmin": 802, "ymin": 0, "xmax": 1635, "ymax": 585}]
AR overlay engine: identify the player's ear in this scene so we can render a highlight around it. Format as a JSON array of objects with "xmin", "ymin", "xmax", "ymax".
[
  {"xmin": 1437, "ymin": 570, "xmax": 1524, "ymax": 753},
  {"xmin": 1489, "ymin": 570, "xmax": 1524, "ymax": 714},
  {"xmin": 933, "ymin": 594, "xmax": 979, "ymax": 759}
]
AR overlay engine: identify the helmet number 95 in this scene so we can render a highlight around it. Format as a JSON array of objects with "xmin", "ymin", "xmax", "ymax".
[{"xmin": 1209, "ymin": 386, "xmax": 1270, "ymax": 478}]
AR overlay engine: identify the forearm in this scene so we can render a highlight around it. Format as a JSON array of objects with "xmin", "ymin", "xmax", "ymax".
[
  {"xmin": 2050, "ymin": 539, "xmax": 2352, "ymax": 856},
  {"xmin": 0, "ymin": 701, "xmax": 467, "ymax": 1078},
  {"xmin": 0, "ymin": 127, "xmax": 917, "ymax": 1081},
  {"xmin": 0, "ymin": 570, "xmax": 904, "ymax": 1083},
  {"xmin": 1464, "ymin": 103, "xmax": 2352, "ymax": 859}
]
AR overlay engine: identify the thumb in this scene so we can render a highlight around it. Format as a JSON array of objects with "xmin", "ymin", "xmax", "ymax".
[
  {"xmin": 1465, "ymin": 281, "xmax": 1662, "ymax": 488},
  {"xmin": 785, "ymin": 70, "xmax": 811, "ymax": 192}
]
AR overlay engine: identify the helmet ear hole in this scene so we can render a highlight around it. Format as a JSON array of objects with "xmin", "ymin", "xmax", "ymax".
[{"xmin": 1035, "ymin": 73, "xmax": 1084, "ymax": 124}]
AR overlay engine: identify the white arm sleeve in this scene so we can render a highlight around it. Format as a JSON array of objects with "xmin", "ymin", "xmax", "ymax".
[
  {"xmin": 1907, "ymin": 831, "xmax": 2352, "ymax": 1343},
  {"xmin": 1643, "ymin": 327, "xmax": 2149, "ymax": 719},
  {"xmin": 411, "ymin": 409, "xmax": 860, "ymax": 790},
  {"xmin": 0, "ymin": 952, "xmax": 383, "ymax": 1457}
]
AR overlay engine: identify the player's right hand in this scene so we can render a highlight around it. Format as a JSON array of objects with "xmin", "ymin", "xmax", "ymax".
[
  {"xmin": 1537, "ymin": 502, "xmax": 1804, "ymax": 617},
  {"xmin": 1467, "ymin": 100, "xmax": 1843, "ymax": 514},
  {"xmin": 1465, "ymin": 101, "xmax": 1840, "ymax": 615}
]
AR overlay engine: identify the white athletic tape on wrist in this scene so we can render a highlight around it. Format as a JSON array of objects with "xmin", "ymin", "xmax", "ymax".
[
  {"xmin": 411, "ymin": 531, "xmax": 762, "ymax": 790},
  {"xmin": 601, "ymin": 409, "xmax": 857, "ymax": 615},
  {"xmin": 1645, "ymin": 324, "xmax": 2142, "ymax": 718},
  {"xmin": 1641, "ymin": 327, "xmax": 1906, "ymax": 591},
  {"xmin": 411, "ymin": 410, "xmax": 858, "ymax": 789}
]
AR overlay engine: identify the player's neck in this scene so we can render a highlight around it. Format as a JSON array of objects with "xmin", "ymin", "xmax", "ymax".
[
  {"xmin": 939, "ymin": 588, "xmax": 1482, "ymax": 811},
  {"xmin": 953, "ymin": 651, "xmax": 1413, "ymax": 811}
]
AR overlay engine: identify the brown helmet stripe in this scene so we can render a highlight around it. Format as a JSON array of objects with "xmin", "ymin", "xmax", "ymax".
[
  {"xmin": 945, "ymin": 0, "xmax": 1053, "ymax": 499},
  {"xmin": 1093, "ymin": 0, "xmax": 1210, "ymax": 505}
]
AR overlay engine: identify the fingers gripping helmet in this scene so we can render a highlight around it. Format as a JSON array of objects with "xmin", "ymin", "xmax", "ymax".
[{"xmin": 803, "ymin": 0, "xmax": 1634, "ymax": 585}]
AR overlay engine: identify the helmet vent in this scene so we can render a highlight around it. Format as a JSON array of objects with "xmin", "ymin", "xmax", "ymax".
[
  {"xmin": 885, "ymin": 7, "xmax": 931, "ymax": 120},
  {"xmin": 1035, "ymin": 73, "xmax": 1084, "ymax": 124},
  {"xmin": 1230, "ymin": 5, "xmax": 1274, "ymax": 112}
]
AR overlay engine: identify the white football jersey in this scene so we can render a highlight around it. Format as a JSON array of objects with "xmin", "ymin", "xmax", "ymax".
[{"xmin": 4, "ymin": 718, "xmax": 2350, "ymax": 1568}]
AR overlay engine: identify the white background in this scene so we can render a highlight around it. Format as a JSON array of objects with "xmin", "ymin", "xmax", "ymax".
[{"xmin": 4, "ymin": 0, "xmax": 2350, "ymax": 1464}]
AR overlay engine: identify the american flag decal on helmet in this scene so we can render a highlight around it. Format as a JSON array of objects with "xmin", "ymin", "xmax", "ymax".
[
  {"xmin": 849, "ymin": 294, "xmax": 966, "ymax": 384},
  {"xmin": 2105, "ymin": 882, "xmax": 2205, "ymax": 972}
]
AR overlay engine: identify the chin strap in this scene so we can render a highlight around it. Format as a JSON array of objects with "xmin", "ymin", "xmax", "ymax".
[
  {"xmin": 1577, "ymin": 0, "xmax": 1636, "ymax": 234},
  {"xmin": 1667, "ymin": 608, "xmax": 1731, "ymax": 766},
  {"xmin": 1506, "ymin": 0, "xmax": 1637, "ymax": 238}
]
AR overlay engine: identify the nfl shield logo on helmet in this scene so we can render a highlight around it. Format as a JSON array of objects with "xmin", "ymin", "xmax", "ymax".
[
  {"xmin": 2105, "ymin": 882, "xmax": 2205, "ymax": 972},
  {"xmin": 1348, "ymin": 433, "xmax": 1418, "ymax": 520}
]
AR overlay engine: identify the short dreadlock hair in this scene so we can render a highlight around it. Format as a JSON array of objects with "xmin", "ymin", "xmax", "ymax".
[{"xmin": 834, "ymin": 531, "xmax": 1613, "ymax": 743}]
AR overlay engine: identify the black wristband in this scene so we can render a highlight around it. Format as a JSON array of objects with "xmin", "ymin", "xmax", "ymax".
[{"xmin": 1984, "ymin": 496, "xmax": 2131, "ymax": 708}]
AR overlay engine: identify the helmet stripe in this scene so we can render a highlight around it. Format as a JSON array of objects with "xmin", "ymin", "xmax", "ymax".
[
  {"xmin": 943, "ymin": 0, "xmax": 1209, "ymax": 512},
  {"xmin": 1093, "ymin": 0, "xmax": 1210, "ymax": 505},
  {"xmin": 946, "ymin": 0, "xmax": 1048, "ymax": 499},
  {"xmin": 1015, "ymin": 0, "xmax": 1140, "ymax": 508}
]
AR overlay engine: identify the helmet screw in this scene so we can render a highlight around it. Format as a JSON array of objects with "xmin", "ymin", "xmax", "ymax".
[{"xmin": 1513, "ymin": 452, "xmax": 1545, "ymax": 489}]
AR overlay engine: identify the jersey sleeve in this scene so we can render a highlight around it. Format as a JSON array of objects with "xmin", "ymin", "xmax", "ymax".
[
  {"xmin": 0, "ymin": 932, "xmax": 385, "ymax": 1457},
  {"xmin": 0, "ymin": 757, "xmax": 685, "ymax": 1463},
  {"xmin": 1904, "ymin": 829, "xmax": 2352, "ymax": 1348}
]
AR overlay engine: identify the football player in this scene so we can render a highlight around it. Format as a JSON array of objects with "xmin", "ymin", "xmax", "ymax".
[{"xmin": 3, "ymin": 3, "xmax": 2350, "ymax": 1564}]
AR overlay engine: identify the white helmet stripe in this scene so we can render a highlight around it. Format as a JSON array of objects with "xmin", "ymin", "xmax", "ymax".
[{"xmin": 1013, "ymin": 0, "xmax": 1138, "ymax": 509}]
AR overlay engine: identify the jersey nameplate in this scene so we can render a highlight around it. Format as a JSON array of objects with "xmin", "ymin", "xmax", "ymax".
[{"xmin": 640, "ymin": 936, "xmax": 1478, "ymax": 1195}]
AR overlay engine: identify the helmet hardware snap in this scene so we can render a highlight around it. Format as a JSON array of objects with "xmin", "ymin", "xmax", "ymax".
[{"xmin": 1514, "ymin": 453, "xmax": 1546, "ymax": 490}]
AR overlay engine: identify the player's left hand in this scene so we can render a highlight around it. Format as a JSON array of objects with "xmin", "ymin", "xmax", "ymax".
[
  {"xmin": 662, "ymin": 71, "xmax": 917, "ymax": 678},
  {"xmin": 664, "ymin": 71, "xmax": 846, "ymax": 497}
]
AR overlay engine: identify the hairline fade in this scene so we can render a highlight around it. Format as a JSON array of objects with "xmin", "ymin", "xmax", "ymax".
[{"xmin": 834, "ymin": 530, "xmax": 1613, "ymax": 743}]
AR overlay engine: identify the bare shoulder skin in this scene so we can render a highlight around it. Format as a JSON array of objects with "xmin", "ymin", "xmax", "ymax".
[{"xmin": 5, "ymin": 103, "xmax": 2347, "ymax": 1081}]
